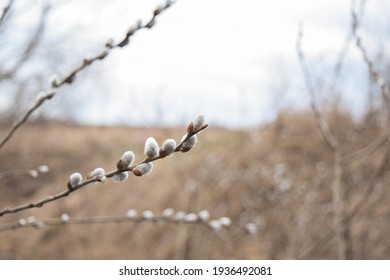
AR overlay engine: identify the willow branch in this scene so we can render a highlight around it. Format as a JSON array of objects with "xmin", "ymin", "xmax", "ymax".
[
  {"xmin": 0, "ymin": 0, "xmax": 176, "ymax": 151},
  {"xmin": 0, "ymin": 123, "xmax": 207, "ymax": 217},
  {"xmin": 0, "ymin": 209, "xmax": 231, "ymax": 233}
]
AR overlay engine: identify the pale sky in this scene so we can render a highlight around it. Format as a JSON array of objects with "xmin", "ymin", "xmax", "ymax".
[{"xmin": 3, "ymin": 0, "xmax": 389, "ymax": 127}]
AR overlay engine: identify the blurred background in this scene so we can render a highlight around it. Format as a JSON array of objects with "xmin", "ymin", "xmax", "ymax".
[{"xmin": 0, "ymin": 0, "xmax": 390, "ymax": 259}]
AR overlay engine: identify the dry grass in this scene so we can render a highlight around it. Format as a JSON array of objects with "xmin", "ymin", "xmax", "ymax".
[{"xmin": 0, "ymin": 110, "xmax": 389, "ymax": 259}]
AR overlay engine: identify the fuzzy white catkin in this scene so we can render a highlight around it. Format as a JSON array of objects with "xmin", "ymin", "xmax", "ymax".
[
  {"xmin": 198, "ymin": 210, "xmax": 210, "ymax": 222},
  {"xmin": 245, "ymin": 223, "xmax": 258, "ymax": 235},
  {"xmin": 61, "ymin": 213, "xmax": 70, "ymax": 223},
  {"xmin": 161, "ymin": 139, "xmax": 176, "ymax": 156},
  {"xmin": 220, "ymin": 217, "xmax": 232, "ymax": 227},
  {"xmin": 27, "ymin": 216, "xmax": 36, "ymax": 224},
  {"xmin": 193, "ymin": 115, "xmax": 205, "ymax": 131},
  {"xmin": 162, "ymin": 208, "xmax": 175, "ymax": 218},
  {"xmin": 113, "ymin": 171, "xmax": 129, "ymax": 183},
  {"xmin": 29, "ymin": 170, "xmax": 39, "ymax": 178},
  {"xmin": 126, "ymin": 209, "xmax": 138, "ymax": 219},
  {"xmin": 208, "ymin": 220, "xmax": 223, "ymax": 231},
  {"xmin": 121, "ymin": 151, "xmax": 135, "ymax": 166},
  {"xmin": 144, "ymin": 137, "xmax": 159, "ymax": 158},
  {"xmin": 90, "ymin": 167, "xmax": 105, "ymax": 177},
  {"xmin": 174, "ymin": 211, "xmax": 186, "ymax": 221},
  {"xmin": 69, "ymin": 172, "xmax": 82, "ymax": 188},
  {"xmin": 184, "ymin": 213, "xmax": 198, "ymax": 223},
  {"xmin": 38, "ymin": 165, "xmax": 49, "ymax": 173},
  {"xmin": 18, "ymin": 219, "xmax": 26, "ymax": 226},
  {"xmin": 49, "ymin": 74, "xmax": 60, "ymax": 88},
  {"xmin": 132, "ymin": 162, "xmax": 153, "ymax": 176},
  {"xmin": 181, "ymin": 135, "xmax": 198, "ymax": 150},
  {"xmin": 142, "ymin": 210, "xmax": 154, "ymax": 220}
]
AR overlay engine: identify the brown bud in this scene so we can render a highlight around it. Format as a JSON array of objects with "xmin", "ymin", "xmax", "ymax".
[
  {"xmin": 153, "ymin": 8, "xmax": 161, "ymax": 16},
  {"xmin": 116, "ymin": 159, "xmax": 128, "ymax": 171},
  {"xmin": 118, "ymin": 37, "xmax": 129, "ymax": 48},
  {"xmin": 83, "ymin": 59, "xmax": 91, "ymax": 66},
  {"xmin": 180, "ymin": 146, "xmax": 192, "ymax": 153},
  {"xmin": 105, "ymin": 38, "xmax": 114, "ymax": 48},
  {"xmin": 187, "ymin": 122, "xmax": 194, "ymax": 134},
  {"xmin": 64, "ymin": 73, "xmax": 76, "ymax": 84},
  {"xmin": 97, "ymin": 50, "xmax": 108, "ymax": 60},
  {"xmin": 159, "ymin": 148, "xmax": 168, "ymax": 158},
  {"xmin": 132, "ymin": 168, "xmax": 142, "ymax": 176},
  {"xmin": 145, "ymin": 19, "xmax": 156, "ymax": 29}
]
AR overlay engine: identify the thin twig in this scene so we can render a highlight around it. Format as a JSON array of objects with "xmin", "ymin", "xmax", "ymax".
[
  {"xmin": 0, "ymin": 165, "xmax": 49, "ymax": 181},
  {"xmin": 0, "ymin": 124, "xmax": 207, "ymax": 217},
  {"xmin": 0, "ymin": 92, "xmax": 55, "ymax": 150},
  {"xmin": 0, "ymin": 0, "xmax": 176, "ymax": 151},
  {"xmin": 342, "ymin": 132, "xmax": 389, "ymax": 162},
  {"xmin": 326, "ymin": 0, "xmax": 365, "ymax": 95}
]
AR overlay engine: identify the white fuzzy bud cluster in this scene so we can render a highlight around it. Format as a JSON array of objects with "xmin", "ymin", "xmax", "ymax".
[
  {"xmin": 187, "ymin": 115, "xmax": 206, "ymax": 134},
  {"xmin": 61, "ymin": 213, "xmax": 70, "ymax": 223},
  {"xmin": 65, "ymin": 116, "xmax": 206, "ymax": 191},
  {"xmin": 118, "ymin": 208, "xmax": 231, "ymax": 232},
  {"xmin": 144, "ymin": 137, "xmax": 159, "ymax": 158},
  {"xmin": 180, "ymin": 135, "xmax": 198, "ymax": 152},
  {"xmin": 142, "ymin": 210, "xmax": 154, "ymax": 220},
  {"xmin": 117, "ymin": 151, "xmax": 135, "ymax": 171},
  {"xmin": 89, "ymin": 167, "xmax": 107, "ymax": 183},
  {"xmin": 126, "ymin": 209, "xmax": 138, "ymax": 219},
  {"xmin": 208, "ymin": 217, "xmax": 232, "ymax": 231},
  {"xmin": 162, "ymin": 208, "xmax": 175, "ymax": 218},
  {"xmin": 132, "ymin": 162, "xmax": 153, "ymax": 177},
  {"xmin": 160, "ymin": 139, "xmax": 177, "ymax": 157},
  {"xmin": 245, "ymin": 223, "xmax": 258, "ymax": 235},
  {"xmin": 68, "ymin": 172, "xmax": 82, "ymax": 189},
  {"xmin": 113, "ymin": 171, "xmax": 129, "ymax": 183},
  {"xmin": 27, "ymin": 165, "xmax": 50, "ymax": 179},
  {"xmin": 49, "ymin": 74, "xmax": 60, "ymax": 88}
]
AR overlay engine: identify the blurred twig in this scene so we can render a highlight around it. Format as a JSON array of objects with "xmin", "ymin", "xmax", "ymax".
[
  {"xmin": 0, "ymin": 0, "xmax": 13, "ymax": 27},
  {"xmin": 0, "ymin": 165, "xmax": 49, "ymax": 181},
  {"xmin": 0, "ymin": 123, "xmax": 207, "ymax": 217},
  {"xmin": 0, "ymin": 210, "xmax": 230, "ymax": 233},
  {"xmin": 0, "ymin": 0, "xmax": 175, "ymax": 151},
  {"xmin": 1, "ymin": 3, "xmax": 50, "ymax": 80},
  {"xmin": 326, "ymin": 0, "xmax": 366, "ymax": 95}
]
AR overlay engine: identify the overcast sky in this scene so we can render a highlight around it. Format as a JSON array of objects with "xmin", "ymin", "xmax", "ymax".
[{"xmin": 3, "ymin": 0, "xmax": 390, "ymax": 128}]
